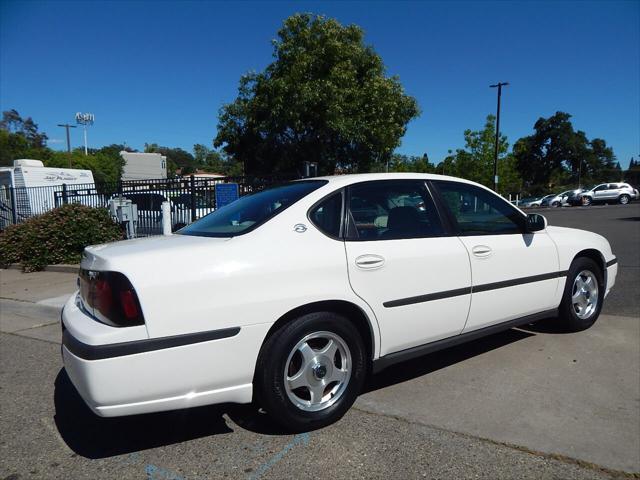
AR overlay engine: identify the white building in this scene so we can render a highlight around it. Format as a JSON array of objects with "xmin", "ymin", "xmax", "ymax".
[{"xmin": 120, "ymin": 152, "xmax": 167, "ymax": 181}]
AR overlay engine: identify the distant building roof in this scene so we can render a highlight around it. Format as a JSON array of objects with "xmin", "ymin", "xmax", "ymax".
[{"xmin": 175, "ymin": 168, "xmax": 225, "ymax": 178}]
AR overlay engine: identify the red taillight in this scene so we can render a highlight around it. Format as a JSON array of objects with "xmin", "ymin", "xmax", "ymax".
[
  {"xmin": 94, "ymin": 279, "xmax": 113, "ymax": 316},
  {"xmin": 119, "ymin": 290, "xmax": 139, "ymax": 320},
  {"xmin": 79, "ymin": 270, "xmax": 144, "ymax": 327}
]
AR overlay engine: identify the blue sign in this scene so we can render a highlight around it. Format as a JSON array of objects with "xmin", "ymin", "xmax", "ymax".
[{"xmin": 215, "ymin": 183, "xmax": 239, "ymax": 209}]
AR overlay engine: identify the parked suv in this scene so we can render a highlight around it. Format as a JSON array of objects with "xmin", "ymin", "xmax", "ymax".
[{"xmin": 570, "ymin": 183, "xmax": 638, "ymax": 206}]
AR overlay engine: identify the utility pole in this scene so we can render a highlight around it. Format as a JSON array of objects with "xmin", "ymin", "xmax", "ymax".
[
  {"xmin": 490, "ymin": 82, "xmax": 509, "ymax": 192},
  {"xmin": 57, "ymin": 123, "xmax": 76, "ymax": 153},
  {"xmin": 578, "ymin": 158, "xmax": 583, "ymax": 188},
  {"xmin": 57, "ymin": 123, "xmax": 77, "ymax": 167}
]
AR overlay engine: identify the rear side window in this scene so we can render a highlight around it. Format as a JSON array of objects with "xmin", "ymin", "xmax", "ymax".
[
  {"xmin": 434, "ymin": 181, "xmax": 524, "ymax": 235},
  {"xmin": 309, "ymin": 192, "xmax": 343, "ymax": 238},
  {"xmin": 346, "ymin": 180, "xmax": 443, "ymax": 241},
  {"xmin": 179, "ymin": 180, "xmax": 327, "ymax": 237}
]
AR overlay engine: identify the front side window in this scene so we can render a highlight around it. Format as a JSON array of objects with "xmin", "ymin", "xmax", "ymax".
[
  {"xmin": 179, "ymin": 180, "xmax": 327, "ymax": 237},
  {"xmin": 435, "ymin": 181, "xmax": 524, "ymax": 235},
  {"xmin": 346, "ymin": 180, "xmax": 443, "ymax": 241}
]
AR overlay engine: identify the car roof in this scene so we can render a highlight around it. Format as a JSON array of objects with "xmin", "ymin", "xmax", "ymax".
[
  {"xmin": 300, "ymin": 172, "xmax": 528, "ymax": 217},
  {"xmin": 303, "ymin": 172, "xmax": 484, "ymax": 189}
]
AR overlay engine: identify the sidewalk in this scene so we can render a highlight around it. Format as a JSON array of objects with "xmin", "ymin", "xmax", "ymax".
[{"xmin": 0, "ymin": 269, "xmax": 78, "ymax": 343}]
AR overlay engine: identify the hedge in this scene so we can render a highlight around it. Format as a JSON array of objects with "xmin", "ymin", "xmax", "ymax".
[{"xmin": 0, "ymin": 204, "xmax": 124, "ymax": 272}]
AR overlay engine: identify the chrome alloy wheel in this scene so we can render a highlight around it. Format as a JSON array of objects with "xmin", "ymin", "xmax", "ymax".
[
  {"xmin": 572, "ymin": 270, "xmax": 599, "ymax": 319},
  {"xmin": 284, "ymin": 331, "xmax": 351, "ymax": 412}
]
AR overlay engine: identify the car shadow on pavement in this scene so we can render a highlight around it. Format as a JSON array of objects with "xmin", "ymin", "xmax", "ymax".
[
  {"xmin": 52, "ymin": 370, "xmax": 249, "ymax": 458},
  {"xmin": 54, "ymin": 325, "xmax": 546, "ymax": 457},
  {"xmin": 518, "ymin": 317, "xmax": 574, "ymax": 334},
  {"xmin": 54, "ymin": 369, "xmax": 293, "ymax": 458},
  {"xmin": 364, "ymin": 327, "xmax": 535, "ymax": 393}
]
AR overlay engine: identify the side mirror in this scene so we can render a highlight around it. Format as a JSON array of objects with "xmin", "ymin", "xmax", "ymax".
[{"xmin": 526, "ymin": 213, "xmax": 547, "ymax": 232}]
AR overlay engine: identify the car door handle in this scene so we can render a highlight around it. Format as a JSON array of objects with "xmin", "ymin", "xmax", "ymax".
[
  {"xmin": 355, "ymin": 254, "xmax": 385, "ymax": 270},
  {"xmin": 471, "ymin": 245, "xmax": 493, "ymax": 258}
]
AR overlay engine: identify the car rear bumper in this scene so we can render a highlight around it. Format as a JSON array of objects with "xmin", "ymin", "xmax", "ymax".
[{"xmin": 61, "ymin": 296, "xmax": 270, "ymax": 417}]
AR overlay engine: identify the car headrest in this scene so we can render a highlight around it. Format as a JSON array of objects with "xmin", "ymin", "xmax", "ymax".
[{"xmin": 386, "ymin": 206, "xmax": 420, "ymax": 231}]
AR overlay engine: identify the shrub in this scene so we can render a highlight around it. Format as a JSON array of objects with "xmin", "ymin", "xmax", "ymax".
[{"xmin": 0, "ymin": 204, "xmax": 124, "ymax": 272}]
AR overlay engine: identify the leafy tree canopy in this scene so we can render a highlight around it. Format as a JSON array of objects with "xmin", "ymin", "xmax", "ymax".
[
  {"xmin": 624, "ymin": 157, "xmax": 640, "ymax": 185},
  {"xmin": 214, "ymin": 13, "xmax": 419, "ymax": 175},
  {"xmin": 436, "ymin": 115, "xmax": 522, "ymax": 194},
  {"xmin": 144, "ymin": 143, "xmax": 196, "ymax": 176},
  {"xmin": 193, "ymin": 143, "xmax": 244, "ymax": 176},
  {"xmin": 369, "ymin": 153, "xmax": 436, "ymax": 174},
  {"xmin": 0, "ymin": 109, "xmax": 50, "ymax": 166},
  {"xmin": 513, "ymin": 112, "xmax": 619, "ymax": 190},
  {"xmin": 0, "ymin": 109, "xmax": 48, "ymax": 149}
]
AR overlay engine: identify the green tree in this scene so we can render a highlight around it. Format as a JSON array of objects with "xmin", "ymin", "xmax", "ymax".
[
  {"xmin": 512, "ymin": 112, "xmax": 618, "ymax": 190},
  {"xmin": 43, "ymin": 150, "xmax": 124, "ymax": 184},
  {"xmin": 145, "ymin": 143, "xmax": 195, "ymax": 175},
  {"xmin": 193, "ymin": 143, "xmax": 244, "ymax": 176},
  {"xmin": 585, "ymin": 138, "xmax": 619, "ymax": 182},
  {"xmin": 214, "ymin": 13, "xmax": 419, "ymax": 175},
  {"xmin": 370, "ymin": 153, "xmax": 436, "ymax": 173},
  {"xmin": 0, "ymin": 110, "xmax": 51, "ymax": 165},
  {"xmin": 624, "ymin": 157, "xmax": 640, "ymax": 185},
  {"xmin": 436, "ymin": 115, "xmax": 522, "ymax": 194}
]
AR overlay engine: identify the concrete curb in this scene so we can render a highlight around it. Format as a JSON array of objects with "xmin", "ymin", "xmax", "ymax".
[
  {"xmin": 0, "ymin": 298, "xmax": 62, "ymax": 334},
  {"xmin": 4, "ymin": 264, "xmax": 79, "ymax": 274}
]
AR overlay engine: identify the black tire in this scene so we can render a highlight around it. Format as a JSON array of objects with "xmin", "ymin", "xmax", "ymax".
[
  {"xmin": 558, "ymin": 257, "xmax": 604, "ymax": 332},
  {"xmin": 618, "ymin": 194, "xmax": 630, "ymax": 205},
  {"xmin": 254, "ymin": 311, "xmax": 367, "ymax": 432},
  {"xmin": 552, "ymin": 201, "xmax": 560, "ymax": 208}
]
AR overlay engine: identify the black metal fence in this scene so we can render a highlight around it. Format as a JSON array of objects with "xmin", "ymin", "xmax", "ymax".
[{"xmin": 0, "ymin": 175, "xmax": 294, "ymax": 236}]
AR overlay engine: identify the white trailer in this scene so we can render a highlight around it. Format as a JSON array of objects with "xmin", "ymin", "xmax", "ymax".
[
  {"xmin": 0, "ymin": 159, "xmax": 95, "ymax": 227},
  {"xmin": 120, "ymin": 152, "xmax": 167, "ymax": 181}
]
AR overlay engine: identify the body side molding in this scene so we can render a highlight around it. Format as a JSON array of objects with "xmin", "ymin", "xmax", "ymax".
[
  {"xmin": 383, "ymin": 271, "xmax": 568, "ymax": 308},
  {"xmin": 372, "ymin": 309, "xmax": 557, "ymax": 373}
]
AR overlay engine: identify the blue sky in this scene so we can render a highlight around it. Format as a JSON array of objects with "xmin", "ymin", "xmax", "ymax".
[{"xmin": 1, "ymin": 1, "xmax": 638, "ymax": 168}]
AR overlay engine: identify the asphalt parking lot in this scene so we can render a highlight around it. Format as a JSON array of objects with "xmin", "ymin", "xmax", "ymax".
[{"xmin": 1, "ymin": 203, "xmax": 639, "ymax": 479}]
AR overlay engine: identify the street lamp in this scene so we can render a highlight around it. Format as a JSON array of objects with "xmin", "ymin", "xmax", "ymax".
[
  {"xmin": 490, "ymin": 82, "xmax": 509, "ymax": 192},
  {"xmin": 75, "ymin": 112, "xmax": 95, "ymax": 155}
]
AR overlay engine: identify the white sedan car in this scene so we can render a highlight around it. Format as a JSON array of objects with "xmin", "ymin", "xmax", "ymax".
[{"xmin": 62, "ymin": 173, "xmax": 618, "ymax": 431}]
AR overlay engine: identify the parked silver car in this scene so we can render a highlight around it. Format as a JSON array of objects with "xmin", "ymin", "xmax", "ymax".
[
  {"xmin": 541, "ymin": 190, "xmax": 575, "ymax": 207},
  {"xmin": 528, "ymin": 194, "xmax": 555, "ymax": 208},
  {"xmin": 572, "ymin": 183, "xmax": 638, "ymax": 206}
]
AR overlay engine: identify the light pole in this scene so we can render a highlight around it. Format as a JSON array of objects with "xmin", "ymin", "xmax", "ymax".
[
  {"xmin": 490, "ymin": 82, "xmax": 509, "ymax": 192},
  {"xmin": 75, "ymin": 112, "xmax": 94, "ymax": 155}
]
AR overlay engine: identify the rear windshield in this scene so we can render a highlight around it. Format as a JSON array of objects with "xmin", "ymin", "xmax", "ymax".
[{"xmin": 178, "ymin": 180, "xmax": 327, "ymax": 237}]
